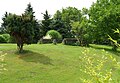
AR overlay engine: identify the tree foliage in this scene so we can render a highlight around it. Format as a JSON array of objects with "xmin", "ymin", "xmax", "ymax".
[
  {"xmin": 71, "ymin": 16, "xmax": 89, "ymax": 46},
  {"xmin": 89, "ymin": 0, "xmax": 120, "ymax": 44},
  {"xmin": 2, "ymin": 3, "xmax": 38, "ymax": 53},
  {"xmin": 46, "ymin": 30, "xmax": 62, "ymax": 39},
  {"xmin": 50, "ymin": 10, "xmax": 68, "ymax": 38},
  {"xmin": 46, "ymin": 30, "xmax": 62, "ymax": 45},
  {"xmin": 40, "ymin": 10, "xmax": 52, "ymax": 37}
]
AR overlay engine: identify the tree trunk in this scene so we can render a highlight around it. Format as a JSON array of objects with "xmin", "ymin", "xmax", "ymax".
[
  {"xmin": 17, "ymin": 43, "xmax": 23, "ymax": 53},
  {"xmin": 76, "ymin": 37, "xmax": 80, "ymax": 46}
]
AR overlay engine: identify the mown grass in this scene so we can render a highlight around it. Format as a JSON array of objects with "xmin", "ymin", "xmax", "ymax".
[{"xmin": 0, "ymin": 44, "xmax": 120, "ymax": 83}]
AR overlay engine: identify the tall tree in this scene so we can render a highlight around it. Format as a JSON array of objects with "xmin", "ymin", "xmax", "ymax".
[
  {"xmin": 89, "ymin": 0, "xmax": 120, "ymax": 44},
  {"xmin": 41, "ymin": 10, "xmax": 52, "ymax": 37},
  {"xmin": 71, "ymin": 17, "xmax": 89, "ymax": 46},
  {"xmin": 25, "ymin": 3, "xmax": 40, "ymax": 43},
  {"xmin": 51, "ymin": 10, "xmax": 68, "ymax": 38},
  {"xmin": 61, "ymin": 7, "xmax": 82, "ymax": 38}
]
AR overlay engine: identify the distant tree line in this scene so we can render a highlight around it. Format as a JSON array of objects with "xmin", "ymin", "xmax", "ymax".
[{"xmin": 0, "ymin": 0, "xmax": 120, "ymax": 52}]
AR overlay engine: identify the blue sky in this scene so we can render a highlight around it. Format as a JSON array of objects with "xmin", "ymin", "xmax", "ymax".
[{"xmin": 0, "ymin": 0, "xmax": 96, "ymax": 26}]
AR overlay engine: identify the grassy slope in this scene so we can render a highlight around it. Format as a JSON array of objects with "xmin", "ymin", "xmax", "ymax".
[{"xmin": 0, "ymin": 44, "xmax": 120, "ymax": 83}]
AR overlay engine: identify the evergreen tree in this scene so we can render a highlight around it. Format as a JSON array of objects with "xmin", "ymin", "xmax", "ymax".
[
  {"xmin": 2, "ymin": 3, "xmax": 39, "ymax": 53},
  {"xmin": 41, "ymin": 10, "xmax": 52, "ymax": 37},
  {"xmin": 25, "ymin": 3, "xmax": 40, "ymax": 43},
  {"xmin": 51, "ymin": 10, "xmax": 68, "ymax": 38}
]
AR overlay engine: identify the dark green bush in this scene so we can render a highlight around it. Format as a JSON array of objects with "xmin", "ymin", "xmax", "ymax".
[{"xmin": 0, "ymin": 35, "xmax": 6, "ymax": 43}]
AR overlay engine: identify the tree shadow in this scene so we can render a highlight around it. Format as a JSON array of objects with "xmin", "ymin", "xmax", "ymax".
[
  {"xmin": 89, "ymin": 45, "xmax": 120, "ymax": 56},
  {"xmin": 15, "ymin": 50, "xmax": 53, "ymax": 65}
]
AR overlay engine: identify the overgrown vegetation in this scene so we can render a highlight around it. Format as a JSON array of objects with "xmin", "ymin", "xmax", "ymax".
[{"xmin": 79, "ymin": 48, "xmax": 120, "ymax": 83}]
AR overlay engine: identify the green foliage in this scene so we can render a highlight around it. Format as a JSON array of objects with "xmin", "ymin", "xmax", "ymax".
[
  {"xmin": 2, "ymin": 34, "xmax": 10, "ymax": 43},
  {"xmin": 41, "ymin": 10, "xmax": 52, "ymax": 37},
  {"xmin": 89, "ymin": 0, "xmax": 120, "ymax": 44},
  {"xmin": 25, "ymin": 3, "xmax": 41, "ymax": 43},
  {"xmin": 51, "ymin": 7, "xmax": 82, "ymax": 38},
  {"xmin": 50, "ymin": 10, "xmax": 69, "ymax": 38},
  {"xmin": 71, "ymin": 17, "xmax": 89, "ymax": 46},
  {"xmin": 47, "ymin": 30, "xmax": 62, "ymax": 45},
  {"xmin": 2, "ymin": 3, "xmax": 38, "ymax": 53},
  {"xmin": 79, "ymin": 48, "xmax": 120, "ymax": 83},
  {"xmin": 47, "ymin": 30, "xmax": 62, "ymax": 39},
  {"xmin": 0, "ymin": 27, "xmax": 6, "ymax": 34},
  {"xmin": 0, "ymin": 35, "xmax": 6, "ymax": 43},
  {"xmin": 108, "ymin": 28, "xmax": 120, "ymax": 51},
  {"xmin": 8, "ymin": 36, "xmax": 16, "ymax": 43}
]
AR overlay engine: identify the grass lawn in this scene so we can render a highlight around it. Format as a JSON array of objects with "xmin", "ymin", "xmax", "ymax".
[{"xmin": 0, "ymin": 44, "xmax": 120, "ymax": 83}]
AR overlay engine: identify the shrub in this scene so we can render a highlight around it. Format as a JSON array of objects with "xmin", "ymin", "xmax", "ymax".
[
  {"xmin": 46, "ymin": 30, "xmax": 62, "ymax": 45},
  {"xmin": 47, "ymin": 30, "xmax": 62, "ymax": 39},
  {"xmin": 2, "ymin": 34, "xmax": 10, "ymax": 43},
  {"xmin": 0, "ymin": 35, "xmax": 6, "ymax": 43}
]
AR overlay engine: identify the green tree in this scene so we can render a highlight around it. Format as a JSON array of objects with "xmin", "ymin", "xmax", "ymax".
[
  {"xmin": 25, "ymin": 3, "xmax": 40, "ymax": 43},
  {"xmin": 2, "ymin": 3, "xmax": 38, "ymax": 53},
  {"xmin": 51, "ymin": 10, "xmax": 68, "ymax": 38},
  {"xmin": 89, "ymin": 0, "xmax": 120, "ymax": 44},
  {"xmin": 0, "ymin": 27, "xmax": 5, "ymax": 34},
  {"xmin": 61, "ymin": 7, "xmax": 82, "ymax": 38},
  {"xmin": 41, "ymin": 10, "xmax": 52, "ymax": 37},
  {"xmin": 71, "ymin": 17, "xmax": 89, "ymax": 46}
]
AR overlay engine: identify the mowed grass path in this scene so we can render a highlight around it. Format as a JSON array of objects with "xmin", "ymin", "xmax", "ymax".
[{"xmin": 0, "ymin": 44, "xmax": 120, "ymax": 83}]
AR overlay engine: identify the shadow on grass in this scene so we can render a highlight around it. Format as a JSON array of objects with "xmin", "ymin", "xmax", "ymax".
[
  {"xmin": 15, "ymin": 50, "xmax": 53, "ymax": 65},
  {"xmin": 89, "ymin": 45, "xmax": 120, "ymax": 56}
]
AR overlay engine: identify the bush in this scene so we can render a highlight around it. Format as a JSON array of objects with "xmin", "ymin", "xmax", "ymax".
[
  {"xmin": 47, "ymin": 30, "xmax": 62, "ymax": 39},
  {"xmin": 2, "ymin": 34, "xmax": 10, "ymax": 43},
  {"xmin": 0, "ymin": 35, "xmax": 6, "ymax": 43},
  {"xmin": 0, "ymin": 34, "xmax": 15, "ymax": 43},
  {"xmin": 46, "ymin": 30, "xmax": 62, "ymax": 45}
]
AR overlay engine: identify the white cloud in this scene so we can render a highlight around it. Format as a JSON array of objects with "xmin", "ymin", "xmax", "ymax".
[{"xmin": 0, "ymin": 0, "xmax": 96, "ymax": 25}]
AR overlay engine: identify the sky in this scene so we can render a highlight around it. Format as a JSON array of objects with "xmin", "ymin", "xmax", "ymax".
[{"xmin": 0, "ymin": 0, "xmax": 97, "ymax": 26}]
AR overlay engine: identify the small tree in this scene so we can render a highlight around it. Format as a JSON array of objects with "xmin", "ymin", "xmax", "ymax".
[
  {"xmin": 71, "ymin": 17, "xmax": 88, "ymax": 46},
  {"xmin": 46, "ymin": 30, "xmax": 62, "ymax": 45},
  {"xmin": 2, "ymin": 3, "xmax": 37, "ymax": 53}
]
